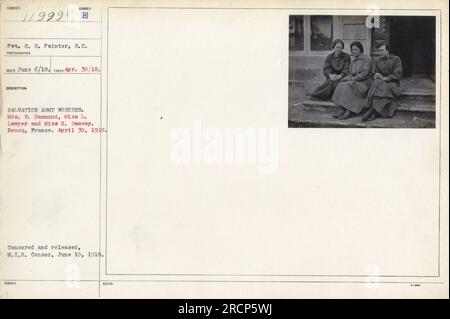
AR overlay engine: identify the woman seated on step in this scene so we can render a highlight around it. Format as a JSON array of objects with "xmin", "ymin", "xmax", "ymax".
[
  {"xmin": 331, "ymin": 41, "xmax": 372, "ymax": 119},
  {"xmin": 362, "ymin": 43, "xmax": 403, "ymax": 121},
  {"xmin": 310, "ymin": 39, "xmax": 351, "ymax": 101}
]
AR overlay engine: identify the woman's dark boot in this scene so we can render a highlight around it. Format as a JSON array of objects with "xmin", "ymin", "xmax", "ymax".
[
  {"xmin": 333, "ymin": 107, "xmax": 346, "ymax": 118},
  {"xmin": 338, "ymin": 110, "xmax": 352, "ymax": 119},
  {"xmin": 362, "ymin": 108, "xmax": 374, "ymax": 121},
  {"xmin": 367, "ymin": 111, "xmax": 378, "ymax": 121}
]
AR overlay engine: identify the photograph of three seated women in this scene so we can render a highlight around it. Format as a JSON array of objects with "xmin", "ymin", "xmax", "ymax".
[{"xmin": 310, "ymin": 40, "xmax": 402, "ymax": 122}]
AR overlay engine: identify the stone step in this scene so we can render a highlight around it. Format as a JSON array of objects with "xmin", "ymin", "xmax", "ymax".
[
  {"xmin": 301, "ymin": 99, "xmax": 435, "ymax": 116},
  {"xmin": 400, "ymin": 77, "xmax": 436, "ymax": 101},
  {"xmin": 401, "ymin": 91, "xmax": 435, "ymax": 101},
  {"xmin": 288, "ymin": 106, "xmax": 435, "ymax": 128},
  {"xmin": 289, "ymin": 79, "xmax": 436, "ymax": 102}
]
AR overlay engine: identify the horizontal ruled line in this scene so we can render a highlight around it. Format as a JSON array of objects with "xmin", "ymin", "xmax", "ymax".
[
  {"xmin": 3, "ymin": 72, "xmax": 101, "ymax": 75},
  {"xmin": 0, "ymin": 279, "xmax": 445, "ymax": 284},
  {"xmin": 3, "ymin": 55, "xmax": 101, "ymax": 58},
  {"xmin": 3, "ymin": 37, "xmax": 101, "ymax": 40},
  {"xmin": 3, "ymin": 20, "xmax": 101, "ymax": 23},
  {"xmin": 106, "ymin": 6, "xmax": 440, "ymax": 11}
]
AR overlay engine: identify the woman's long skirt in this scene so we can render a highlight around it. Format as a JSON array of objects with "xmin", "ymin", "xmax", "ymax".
[
  {"xmin": 366, "ymin": 79, "xmax": 402, "ymax": 118},
  {"xmin": 331, "ymin": 80, "xmax": 370, "ymax": 114},
  {"xmin": 310, "ymin": 79, "xmax": 341, "ymax": 101}
]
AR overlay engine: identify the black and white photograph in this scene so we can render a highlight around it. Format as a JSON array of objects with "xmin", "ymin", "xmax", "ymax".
[{"xmin": 288, "ymin": 15, "xmax": 436, "ymax": 128}]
